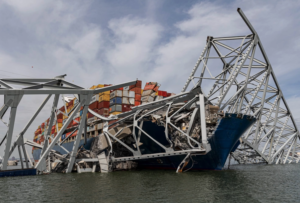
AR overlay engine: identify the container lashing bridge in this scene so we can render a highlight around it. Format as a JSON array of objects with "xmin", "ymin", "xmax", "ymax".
[{"xmin": 0, "ymin": 8, "xmax": 299, "ymax": 174}]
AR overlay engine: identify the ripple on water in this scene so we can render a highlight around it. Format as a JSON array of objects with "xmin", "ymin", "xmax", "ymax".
[{"xmin": 0, "ymin": 164, "xmax": 299, "ymax": 203}]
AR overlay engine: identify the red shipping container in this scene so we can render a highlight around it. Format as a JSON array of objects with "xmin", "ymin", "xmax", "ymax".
[
  {"xmin": 122, "ymin": 104, "xmax": 133, "ymax": 112},
  {"xmin": 136, "ymin": 80, "xmax": 142, "ymax": 88},
  {"xmin": 71, "ymin": 121, "xmax": 78, "ymax": 126},
  {"xmin": 130, "ymin": 87, "xmax": 142, "ymax": 94},
  {"xmin": 69, "ymin": 99, "xmax": 74, "ymax": 106},
  {"xmin": 99, "ymin": 101, "xmax": 110, "ymax": 109},
  {"xmin": 80, "ymin": 106, "xmax": 83, "ymax": 111},
  {"xmin": 166, "ymin": 93, "xmax": 171, "ymax": 97},
  {"xmin": 104, "ymin": 84, "xmax": 112, "ymax": 87},
  {"xmin": 135, "ymin": 94, "xmax": 141, "ymax": 101},
  {"xmin": 89, "ymin": 101, "xmax": 99, "ymax": 110},
  {"xmin": 144, "ymin": 84, "xmax": 155, "ymax": 90},
  {"xmin": 99, "ymin": 108, "xmax": 109, "ymax": 116},
  {"xmin": 57, "ymin": 113, "xmax": 63, "ymax": 119},
  {"xmin": 71, "ymin": 131, "xmax": 78, "ymax": 137},
  {"xmin": 135, "ymin": 101, "xmax": 141, "ymax": 106},
  {"xmin": 74, "ymin": 117, "xmax": 80, "ymax": 122},
  {"xmin": 162, "ymin": 91, "xmax": 167, "ymax": 97},
  {"xmin": 41, "ymin": 123, "xmax": 45, "ymax": 128},
  {"xmin": 57, "ymin": 119, "xmax": 63, "ymax": 123},
  {"xmin": 87, "ymin": 112, "xmax": 94, "ymax": 118}
]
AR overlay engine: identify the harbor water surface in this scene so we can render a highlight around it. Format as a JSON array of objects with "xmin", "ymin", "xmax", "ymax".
[{"xmin": 0, "ymin": 164, "xmax": 299, "ymax": 202}]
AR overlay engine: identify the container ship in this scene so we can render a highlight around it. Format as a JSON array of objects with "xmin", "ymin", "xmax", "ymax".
[{"xmin": 32, "ymin": 80, "xmax": 255, "ymax": 171}]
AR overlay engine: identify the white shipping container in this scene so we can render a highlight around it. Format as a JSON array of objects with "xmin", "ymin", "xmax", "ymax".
[
  {"xmin": 110, "ymin": 91, "xmax": 116, "ymax": 99},
  {"xmin": 129, "ymin": 91, "xmax": 135, "ymax": 98},
  {"xmin": 97, "ymin": 123, "xmax": 103, "ymax": 130},
  {"xmin": 122, "ymin": 97, "xmax": 129, "ymax": 104},
  {"xmin": 88, "ymin": 125, "xmax": 96, "ymax": 132},
  {"xmin": 115, "ymin": 90, "xmax": 122, "ymax": 97},
  {"xmin": 129, "ymin": 98, "xmax": 135, "ymax": 105},
  {"xmin": 123, "ymin": 86, "xmax": 130, "ymax": 91},
  {"xmin": 87, "ymin": 117, "xmax": 95, "ymax": 123},
  {"xmin": 110, "ymin": 104, "xmax": 122, "ymax": 112},
  {"xmin": 155, "ymin": 96, "xmax": 163, "ymax": 101},
  {"xmin": 142, "ymin": 90, "xmax": 153, "ymax": 96},
  {"xmin": 90, "ymin": 95, "xmax": 99, "ymax": 104},
  {"xmin": 141, "ymin": 96, "xmax": 154, "ymax": 102},
  {"xmin": 123, "ymin": 90, "xmax": 129, "ymax": 97}
]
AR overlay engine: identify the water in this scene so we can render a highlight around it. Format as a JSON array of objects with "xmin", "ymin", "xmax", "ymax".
[{"xmin": 0, "ymin": 164, "xmax": 299, "ymax": 203}]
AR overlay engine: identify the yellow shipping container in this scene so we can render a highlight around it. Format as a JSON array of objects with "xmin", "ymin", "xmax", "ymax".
[
  {"xmin": 110, "ymin": 112, "xmax": 122, "ymax": 115},
  {"xmin": 141, "ymin": 89, "xmax": 143, "ymax": 94},
  {"xmin": 57, "ymin": 123, "xmax": 63, "ymax": 128},
  {"xmin": 63, "ymin": 114, "xmax": 68, "ymax": 119},
  {"xmin": 97, "ymin": 84, "xmax": 104, "ymax": 88},
  {"xmin": 99, "ymin": 94, "xmax": 110, "ymax": 102},
  {"xmin": 90, "ymin": 85, "xmax": 97, "ymax": 90}
]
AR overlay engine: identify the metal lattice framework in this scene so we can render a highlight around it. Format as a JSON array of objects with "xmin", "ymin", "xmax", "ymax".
[
  {"xmin": 181, "ymin": 8, "xmax": 300, "ymax": 164},
  {"xmin": 0, "ymin": 74, "xmax": 136, "ymax": 172}
]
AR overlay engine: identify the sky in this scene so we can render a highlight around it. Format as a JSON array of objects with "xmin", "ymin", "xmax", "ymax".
[{"xmin": 0, "ymin": 0, "xmax": 300, "ymax": 158}]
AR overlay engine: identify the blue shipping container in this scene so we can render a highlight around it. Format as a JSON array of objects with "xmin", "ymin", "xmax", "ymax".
[
  {"xmin": 62, "ymin": 134, "xmax": 66, "ymax": 140},
  {"xmin": 80, "ymin": 110, "xmax": 83, "ymax": 116},
  {"xmin": 110, "ymin": 97, "xmax": 122, "ymax": 105}
]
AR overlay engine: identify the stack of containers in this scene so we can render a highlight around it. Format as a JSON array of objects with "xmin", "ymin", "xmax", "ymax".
[
  {"xmin": 141, "ymin": 82, "xmax": 160, "ymax": 104},
  {"xmin": 109, "ymin": 88, "xmax": 123, "ymax": 115},
  {"xmin": 57, "ymin": 110, "xmax": 63, "ymax": 132},
  {"xmin": 98, "ymin": 84, "xmax": 111, "ymax": 116},
  {"xmin": 128, "ymin": 80, "xmax": 142, "ymax": 106}
]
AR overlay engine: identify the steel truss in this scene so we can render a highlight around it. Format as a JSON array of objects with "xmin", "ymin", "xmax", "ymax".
[
  {"xmin": 181, "ymin": 8, "xmax": 300, "ymax": 165},
  {"xmin": 0, "ymin": 74, "xmax": 136, "ymax": 172}
]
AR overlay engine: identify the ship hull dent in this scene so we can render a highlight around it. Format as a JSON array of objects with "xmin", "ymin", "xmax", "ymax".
[{"xmin": 136, "ymin": 113, "xmax": 256, "ymax": 170}]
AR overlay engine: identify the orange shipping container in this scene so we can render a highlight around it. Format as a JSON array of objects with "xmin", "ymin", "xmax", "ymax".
[{"xmin": 135, "ymin": 94, "xmax": 141, "ymax": 101}]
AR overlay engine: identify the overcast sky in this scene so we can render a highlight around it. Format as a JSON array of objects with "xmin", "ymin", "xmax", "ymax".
[{"xmin": 0, "ymin": 0, "xmax": 300, "ymax": 158}]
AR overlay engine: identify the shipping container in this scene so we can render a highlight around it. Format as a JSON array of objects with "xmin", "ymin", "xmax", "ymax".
[
  {"xmin": 141, "ymin": 96, "xmax": 154, "ymax": 102},
  {"xmin": 122, "ymin": 97, "xmax": 129, "ymax": 104},
  {"xmin": 129, "ymin": 87, "xmax": 142, "ymax": 94},
  {"xmin": 97, "ymin": 123, "xmax": 103, "ymax": 130},
  {"xmin": 122, "ymin": 104, "xmax": 133, "ymax": 112},
  {"xmin": 110, "ymin": 104, "xmax": 122, "ymax": 112},
  {"xmin": 98, "ymin": 101, "xmax": 110, "ymax": 109},
  {"xmin": 110, "ymin": 97, "xmax": 122, "ymax": 105},
  {"xmin": 123, "ymin": 90, "xmax": 129, "ymax": 97},
  {"xmin": 97, "ymin": 84, "xmax": 104, "ymax": 88},
  {"xmin": 142, "ymin": 89, "xmax": 154, "ymax": 96},
  {"xmin": 99, "ymin": 94, "xmax": 110, "ymax": 102},
  {"xmin": 57, "ymin": 113, "xmax": 63, "ymax": 119},
  {"xmin": 135, "ymin": 94, "xmax": 141, "ymax": 101},
  {"xmin": 90, "ymin": 85, "xmax": 97, "ymax": 90},
  {"xmin": 110, "ymin": 112, "xmax": 122, "ymax": 115},
  {"xmin": 110, "ymin": 90, "xmax": 122, "ymax": 98},
  {"xmin": 90, "ymin": 95, "xmax": 99, "ymax": 104},
  {"xmin": 129, "ymin": 98, "xmax": 135, "ymax": 105},
  {"xmin": 89, "ymin": 101, "xmax": 99, "ymax": 110},
  {"xmin": 129, "ymin": 91, "xmax": 135, "ymax": 98},
  {"xmin": 155, "ymin": 96, "xmax": 163, "ymax": 101},
  {"xmin": 123, "ymin": 86, "xmax": 130, "ymax": 91},
  {"xmin": 99, "ymin": 108, "xmax": 109, "ymax": 116}
]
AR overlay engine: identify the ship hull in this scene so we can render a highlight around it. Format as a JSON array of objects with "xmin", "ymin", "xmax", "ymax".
[
  {"xmin": 32, "ymin": 113, "xmax": 255, "ymax": 171},
  {"xmin": 135, "ymin": 113, "xmax": 255, "ymax": 170}
]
